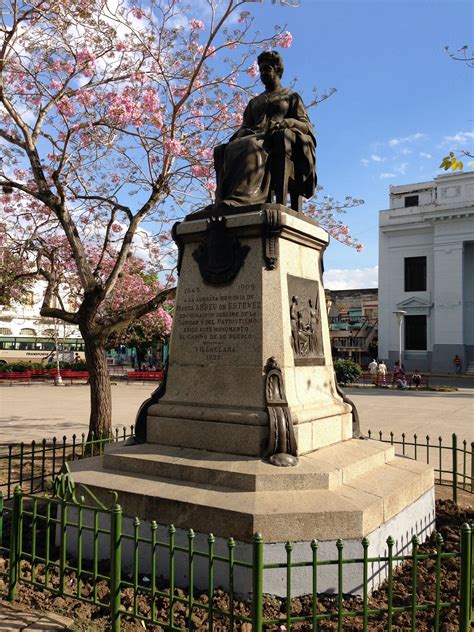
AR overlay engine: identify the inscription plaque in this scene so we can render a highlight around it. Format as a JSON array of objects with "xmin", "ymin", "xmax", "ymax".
[
  {"xmin": 287, "ymin": 274, "xmax": 325, "ymax": 367},
  {"xmin": 175, "ymin": 283, "xmax": 261, "ymax": 363}
]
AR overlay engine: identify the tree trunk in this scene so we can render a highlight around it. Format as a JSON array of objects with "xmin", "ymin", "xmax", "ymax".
[{"xmin": 83, "ymin": 336, "xmax": 112, "ymax": 440}]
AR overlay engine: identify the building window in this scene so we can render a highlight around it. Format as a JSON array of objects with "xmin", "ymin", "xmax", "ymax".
[
  {"xmin": 0, "ymin": 327, "xmax": 12, "ymax": 335},
  {"xmin": 405, "ymin": 256, "xmax": 426, "ymax": 291},
  {"xmin": 19, "ymin": 327, "xmax": 36, "ymax": 336},
  {"xmin": 404, "ymin": 195, "xmax": 419, "ymax": 207},
  {"xmin": 405, "ymin": 315, "xmax": 427, "ymax": 350}
]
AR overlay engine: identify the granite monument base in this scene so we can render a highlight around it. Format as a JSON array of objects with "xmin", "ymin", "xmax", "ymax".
[
  {"xmin": 68, "ymin": 203, "xmax": 435, "ymax": 596},
  {"xmin": 69, "ymin": 439, "xmax": 435, "ymax": 596}
]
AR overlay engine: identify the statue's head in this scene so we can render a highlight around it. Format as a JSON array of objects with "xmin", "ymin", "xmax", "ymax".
[{"xmin": 257, "ymin": 50, "xmax": 284, "ymax": 78}]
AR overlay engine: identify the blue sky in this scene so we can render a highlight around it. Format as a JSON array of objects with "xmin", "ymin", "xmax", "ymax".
[{"xmin": 247, "ymin": 0, "xmax": 473, "ymax": 288}]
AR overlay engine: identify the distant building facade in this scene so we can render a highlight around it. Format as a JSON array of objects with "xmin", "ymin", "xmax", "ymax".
[
  {"xmin": 378, "ymin": 172, "xmax": 474, "ymax": 373},
  {"xmin": 325, "ymin": 288, "xmax": 378, "ymax": 368}
]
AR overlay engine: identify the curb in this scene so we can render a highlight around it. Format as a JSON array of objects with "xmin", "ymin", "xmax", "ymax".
[{"xmin": 0, "ymin": 599, "xmax": 73, "ymax": 631}]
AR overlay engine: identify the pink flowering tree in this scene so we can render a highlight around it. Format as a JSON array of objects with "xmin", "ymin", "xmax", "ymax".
[{"xmin": 1, "ymin": 0, "xmax": 362, "ymax": 438}]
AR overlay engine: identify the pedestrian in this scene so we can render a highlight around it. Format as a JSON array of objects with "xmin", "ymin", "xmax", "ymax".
[
  {"xmin": 368, "ymin": 358, "xmax": 378, "ymax": 384},
  {"xmin": 393, "ymin": 361, "xmax": 408, "ymax": 390},
  {"xmin": 377, "ymin": 360, "xmax": 387, "ymax": 386},
  {"xmin": 412, "ymin": 369, "xmax": 422, "ymax": 390},
  {"xmin": 453, "ymin": 354, "xmax": 462, "ymax": 374}
]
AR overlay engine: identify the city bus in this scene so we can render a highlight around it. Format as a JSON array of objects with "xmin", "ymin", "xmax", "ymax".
[{"xmin": 0, "ymin": 335, "xmax": 85, "ymax": 364}]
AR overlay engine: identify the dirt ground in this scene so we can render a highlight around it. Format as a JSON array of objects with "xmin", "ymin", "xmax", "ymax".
[{"xmin": 0, "ymin": 492, "xmax": 472, "ymax": 632}]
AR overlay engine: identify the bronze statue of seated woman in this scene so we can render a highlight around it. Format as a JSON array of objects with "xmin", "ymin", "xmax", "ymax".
[{"xmin": 203, "ymin": 51, "xmax": 316, "ymax": 215}]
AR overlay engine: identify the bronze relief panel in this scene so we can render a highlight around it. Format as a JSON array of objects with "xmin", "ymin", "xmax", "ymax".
[{"xmin": 287, "ymin": 274, "xmax": 325, "ymax": 366}]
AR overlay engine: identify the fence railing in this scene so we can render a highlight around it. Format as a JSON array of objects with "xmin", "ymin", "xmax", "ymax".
[
  {"xmin": 0, "ymin": 426, "xmax": 134, "ymax": 500},
  {"xmin": 2, "ymin": 428, "xmax": 472, "ymax": 504},
  {"xmin": 0, "ymin": 476, "xmax": 472, "ymax": 632},
  {"xmin": 368, "ymin": 430, "xmax": 474, "ymax": 504}
]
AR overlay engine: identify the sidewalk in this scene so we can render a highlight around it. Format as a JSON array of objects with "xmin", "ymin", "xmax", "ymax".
[{"xmin": 0, "ymin": 599, "xmax": 72, "ymax": 631}]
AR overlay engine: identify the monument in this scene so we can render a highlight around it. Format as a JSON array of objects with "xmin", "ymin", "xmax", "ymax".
[{"xmin": 71, "ymin": 51, "xmax": 435, "ymax": 595}]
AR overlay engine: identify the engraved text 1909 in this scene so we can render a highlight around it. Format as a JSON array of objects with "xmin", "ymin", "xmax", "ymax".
[{"xmin": 176, "ymin": 284, "xmax": 260, "ymax": 362}]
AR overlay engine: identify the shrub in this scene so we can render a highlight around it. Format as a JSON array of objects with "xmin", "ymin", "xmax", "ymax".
[
  {"xmin": 334, "ymin": 359, "xmax": 362, "ymax": 384},
  {"xmin": 0, "ymin": 361, "xmax": 35, "ymax": 373}
]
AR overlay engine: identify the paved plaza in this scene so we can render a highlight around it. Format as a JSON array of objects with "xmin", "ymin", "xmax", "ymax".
[{"xmin": 0, "ymin": 381, "xmax": 472, "ymax": 444}]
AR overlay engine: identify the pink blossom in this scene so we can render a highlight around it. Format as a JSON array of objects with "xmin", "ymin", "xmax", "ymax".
[
  {"xmin": 107, "ymin": 91, "xmax": 142, "ymax": 126},
  {"xmin": 196, "ymin": 44, "xmax": 215, "ymax": 58},
  {"xmin": 171, "ymin": 85, "xmax": 187, "ymax": 98},
  {"xmin": 57, "ymin": 96, "xmax": 75, "ymax": 117},
  {"xmin": 142, "ymin": 88, "xmax": 160, "ymax": 113},
  {"xmin": 191, "ymin": 164, "xmax": 210, "ymax": 177},
  {"xmin": 116, "ymin": 41, "xmax": 128, "ymax": 52},
  {"xmin": 76, "ymin": 90, "xmax": 94, "ymax": 107},
  {"xmin": 238, "ymin": 11, "xmax": 250, "ymax": 24},
  {"xmin": 247, "ymin": 61, "xmax": 259, "ymax": 78},
  {"xmin": 111, "ymin": 173, "xmax": 121, "ymax": 184},
  {"xmin": 204, "ymin": 178, "xmax": 216, "ymax": 192},
  {"xmin": 190, "ymin": 19, "xmax": 205, "ymax": 31},
  {"xmin": 199, "ymin": 147, "xmax": 213, "ymax": 161},
  {"xmin": 111, "ymin": 223, "xmax": 122, "ymax": 233},
  {"xmin": 131, "ymin": 6, "xmax": 145, "ymax": 19},
  {"xmin": 50, "ymin": 79, "xmax": 62, "ymax": 90},
  {"xmin": 275, "ymin": 31, "xmax": 293, "ymax": 49},
  {"xmin": 157, "ymin": 307, "xmax": 173, "ymax": 334},
  {"xmin": 356, "ymin": 243, "xmax": 364, "ymax": 252},
  {"xmin": 164, "ymin": 139, "xmax": 183, "ymax": 156}
]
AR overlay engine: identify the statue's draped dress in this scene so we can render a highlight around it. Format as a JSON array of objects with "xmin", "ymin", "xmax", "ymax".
[{"xmin": 214, "ymin": 87, "xmax": 316, "ymax": 207}]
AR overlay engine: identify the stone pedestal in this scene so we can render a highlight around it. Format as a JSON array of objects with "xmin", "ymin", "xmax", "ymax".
[
  {"xmin": 148, "ymin": 205, "xmax": 352, "ymax": 456},
  {"xmin": 69, "ymin": 203, "xmax": 435, "ymax": 596}
]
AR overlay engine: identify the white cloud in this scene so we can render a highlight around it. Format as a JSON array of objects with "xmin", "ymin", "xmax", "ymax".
[
  {"xmin": 370, "ymin": 154, "xmax": 385, "ymax": 162},
  {"xmin": 324, "ymin": 266, "xmax": 378, "ymax": 290},
  {"xmin": 396, "ymin": 162, "xmax": 408, "ymax": 174},
  {"xmin": 399, "ymin": 147, "xmax": 412, "ymax": 156},
  {"xmin": 388, "ymin": 133, "xmax": 425, "ymax": 147},
  {"xmin": 419, "ymin": 152, "xmax": 432, "ymax": 159},
  {"xmin": 361, "ymin": 158, "xmax": 370, "ymax": 166},
  {"xmin": 442, "ymin": 131, "xmax": 474, "ymax": 145},
  {"xmin": 380, "ymin": 172, "xmax": 396, "ymax": 179}
]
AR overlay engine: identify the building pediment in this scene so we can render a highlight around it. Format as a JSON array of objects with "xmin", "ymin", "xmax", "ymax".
[{"xmin": 396, "ymin": 297, "xmax": 433, "ymax": 313}]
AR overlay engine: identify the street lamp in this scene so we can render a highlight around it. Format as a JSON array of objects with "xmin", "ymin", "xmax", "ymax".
[
  {"xmin": 53, "ymin": 319, "xmax": 63, "ymax": 386},
  {"xmin": 393, "ymin": 310, "xmax": 407, "ymax": 367}
]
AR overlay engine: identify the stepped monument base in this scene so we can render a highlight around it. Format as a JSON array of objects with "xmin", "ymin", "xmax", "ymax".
[{"xmin": 70, "ymin": 204, "xmax": 435, "ymax": 595}]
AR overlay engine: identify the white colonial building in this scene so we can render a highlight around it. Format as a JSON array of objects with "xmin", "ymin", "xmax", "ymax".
[{"xmin": 378, "ymin": 171, "xmax": 474, "ymax": 373}]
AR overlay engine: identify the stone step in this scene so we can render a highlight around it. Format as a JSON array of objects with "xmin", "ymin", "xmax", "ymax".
[
  {"xmin": 102, "ymin": 439, "xmax": 395, "ymax": 492},
  {"xmin": 69, "ymin": 447, "xmax": 432, "ymax": 542}
]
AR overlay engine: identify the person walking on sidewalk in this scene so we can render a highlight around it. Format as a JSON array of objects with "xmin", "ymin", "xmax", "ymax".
[
  {"xmin": 376, "ymin": 360, "xmax": 387, "ymax": 386},
  {"xmin": 368, "ymin": 358, "xmax": 378, "ymax": 384},
  {"xmin": 453, "ymin": 354, "xmax": 462, "ymax": 374}
]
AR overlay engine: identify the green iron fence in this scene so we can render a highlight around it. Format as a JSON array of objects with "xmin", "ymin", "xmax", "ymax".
[
  {"xmin": 367, "ymin": 430, "xmax": 474, "ymax": 503},
  {"xmin": 2, "ymin": 428, "xmax": 471, "ymax": 504},
  {"xmin": 0, "ymin": 474, "xmax": 472, "ymax": 631},
  {"xmin": 0, "ymin": 426, "xmax": 134, "ymax": 500},
  {"xmin": 0, "ymin": 431, "xmax": 473, "ymax": 629}
]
